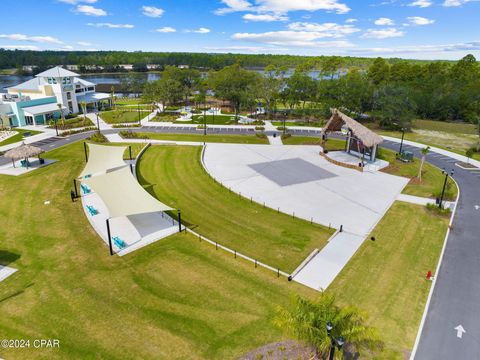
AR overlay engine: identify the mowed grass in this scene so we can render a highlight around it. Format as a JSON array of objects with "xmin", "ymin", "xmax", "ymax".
[
  {"xmin": 135, "ymin": 132, "xmax": 269, "ymax": 144},
  {"xmin": 100, "ymin": 110, "xmax": 150, "ymax": 124},
  {"xmin": 0, "ymin": 129, "xmax": 42, "ymax": 147},
  {"xmin": 0, "ymin": 141, "xmax": 315, "ymax": 360},
  {"xmin": 378, "ymin": 148, "xmax": 457, "ymax": 200},
  {"xmin": 137, "ymin": 145, "xmax": 334, "ymax": 272},
  {"xmin": 329, "ymin": 202, "xmax": 449, "ymax": 358}
]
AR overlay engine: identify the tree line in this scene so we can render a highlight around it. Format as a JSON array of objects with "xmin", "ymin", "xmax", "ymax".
[
  {"xmin": 142, "ymin": 55, "xmax": 480, "ymax": 128},
  {"xmin": 0, "ymin": 49, "xmax": 441, "ymax": 73}
]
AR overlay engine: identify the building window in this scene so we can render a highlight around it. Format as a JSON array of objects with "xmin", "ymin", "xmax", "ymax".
[
  {"xmin": 68, "ymin": 101, "xmax": 73, "ymax": 113},
  {"xmin": 87, "ymin": 86, "xmax": 94, "ymax": 91},
  {"xmin": 25, "ymin": 116, "xmax": 34, "ymax": 125},
  {"xmin": 67, "ymin": 92, "xmax": 72, "ymax": 100}
]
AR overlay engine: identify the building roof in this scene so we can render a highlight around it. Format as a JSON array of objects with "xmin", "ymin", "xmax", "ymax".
[
  {"xmin": 322, "ymin": 109, "xmax": 383, "ymax": 148},
  {"xmin": 7, "ymin": 77, "xmax": 45, "ymax": 91},
  {"xmin": 35, "ymin": 66, "xmax": 79, "ymax": 78},
  {"xmin": 22, "ymin": 103, "xmax": 65, "ymax": 116},
  {"xmin": 74, "ymin": 77, "xmax": 95, "ymax": 87},
  {"xmin": 76, "ymin": 92, "xmax": 110, "ymax": 103}
]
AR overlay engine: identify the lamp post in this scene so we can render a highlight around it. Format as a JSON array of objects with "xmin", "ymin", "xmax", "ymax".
[
  {"xmin": 95, "ymin": 112, "xmax": 100, "ymax": 133},
  {"xmin": 203, "ymin": 103, "xmax": 207, "ymax": 136},
  {"xmin": 283, "ymin": 111, "xmax": 287, "ymax": 136},
  {"xmin": 137, "ymin": 104, "xmax": 141, "ymax": 125},
  {"xmin": 439, "ymin": 169, "xmax": 454, "ymax": 209},
  {"xmin": 326, "ymin": 321, "xmax": 345, "ymax": 360},
  {"xmin": 399, "ymin": 127, "xmax": 406, "ymax": 154}
]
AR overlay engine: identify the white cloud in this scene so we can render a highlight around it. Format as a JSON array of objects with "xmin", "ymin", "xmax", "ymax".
[
  {"xmin": 155, "ymin": 27, "xmax": 177, "ymax": 33},
  {"xmin": 407, "ymin": 16, "xmax": 435, "ymax": 25},
  {"xmin": 0, "ymin": 45, "xmax": 40, "ymax": 50},
  {"xmin": 87, "ymin": 23, "xmax": 134, "ymax": 28},
  {"xmin": 374, "ymin": 17, "xmax": 394, "ymax": 26},
  {"xmin": 351, "ymin": 41, "xmax": 480, "ymax": 55},
  {"xmin": 0, "ymin": 33, "xmax": 63, "ymax": 44},
  {"xmin": 194, "ymin": 27, "xmax": 211, "ymax": 34},
  {"xmin": 62, "ymin": 45, "xmax": 74, "ymax": 50},
  {"xmin": 141, "ymin": 5, "xmax": 164, "ymax": 17},
  {"xmin": 361, "ymin": 27, "xmax": 405, "ymax": 39},
  {"xmin": 345, "ymin": 18, "xmax": 358, "ymax": 23},
  {"xmin": 287, "ymin": 22, "xmax": 360, "ymax": 37},
  {"xmin": 408, "ymin": 0, "xmax": 433, "ymax": 7},
  {"xmin": 232, "ymin": 31, "xmax": 354, "ymax": 48},
  {"xmin": 215, "ymin": 0, "xmax": 350, "ymax": 16},
  {"xmin": 75, "ymin": 5, "xmax": 107, "ymax": 16},
  {"xmin": 77, "ymin": 41, "xmax": 93, "ymax": 46},
  {"xmin": 243, "ymin": 13, "xmax": 288, "ymax": 21},
  {"xmin": 58, "ymin": 0, "xmax": 97, "ymax": 4},
  {"xmin": 443, "ymin": 0, "xmax": 473, "ymax": 6}
]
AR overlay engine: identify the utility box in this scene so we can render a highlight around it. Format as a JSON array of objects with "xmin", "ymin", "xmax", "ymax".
[{"xmin": 399, "ymin": 151, "xmax": 413, "ymax": 162}]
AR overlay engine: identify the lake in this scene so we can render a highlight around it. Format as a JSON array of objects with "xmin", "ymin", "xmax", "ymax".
[{"xmin": 0, "ymin": 70, "xmax": 343, "ymax": 93}]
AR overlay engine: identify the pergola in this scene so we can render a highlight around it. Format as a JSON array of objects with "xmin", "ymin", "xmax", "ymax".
[
  {"xmin": 78, "ymin": 143, "xmax": 175, "ymax": 255},
  {"xmin": 321, "ymin": 109, "xmax": 384, "ymax": 162},
  {"xmin": 4, "ymin": 142, "xmax": 45, "ymax": 168}
]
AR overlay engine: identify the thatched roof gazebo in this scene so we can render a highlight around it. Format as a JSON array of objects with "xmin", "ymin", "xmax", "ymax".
[
  {"xmin": 321, "ymin": 109, "xmax": 383, "ymax": 162},
  {"xmin": 4, "ymin": 143, "xmax": 45, "ymax": 168}
]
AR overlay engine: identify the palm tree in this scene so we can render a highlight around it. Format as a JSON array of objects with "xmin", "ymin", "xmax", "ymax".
[
  {"xmin": 57, "ymin": 103, "xmax": 65, "ymax": 128},
  {"xmin": 274, "ymin": 293, "xmax": 381, "ymax": 358},
  {"xmin": 418, "ymin": 146, "xmax": 430, "ymax": 181}
]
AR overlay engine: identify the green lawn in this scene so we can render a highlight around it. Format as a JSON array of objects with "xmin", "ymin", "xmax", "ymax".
[
  {"xmin": 47, "ymin": 117, "xmax": 94, "ymax": 130},
  {"xmin": 370, "ymin": 119, "xmax": 480, "ymax": 161},
  {"xmin": 132, "ymin": 132, "xmax": 269, "ymax": 144},
  {"xmin": 137, "ymin": 145, "xmax": 334, "ymax": 272},
  {"xmin": 0, "ymin": 141, "xmax": 315, "ymax": 360},
  {"xmin": 150, "ymin": 113, "xmax": 179, "ymax": 122},
  {"xmin": 190, "ymin": 114, "xmax": 238, "ymax": 125},
  {"xmin": 100, "ymin": 110, "xmax": 150, "ymax": 124},
  {"xmin": 329, "ymin": 201, "xmax": 449, "ymax": 358},
  {"xmin": 378, "ymin": 148, "xmax": 457, "ymax": 200},
  {"xmin": 0, "ymin": 129, "xmax": 42, "ymax": 147},
  {"xmin": 114, "ymin": 97, "xmax": 145, "ymax": 105}
]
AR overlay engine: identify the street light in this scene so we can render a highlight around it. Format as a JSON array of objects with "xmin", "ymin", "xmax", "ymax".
[
  {"xmin": 137, "ymin": 104, "xmax": 141, "ymax": 125},
  {"xmin": 95, "ymin": 112, "xmax": 100, "ymax": 133},
  {"xmin": 283, "ymin": 111, "xmax": 287, "ymax": 136},
  {"xmin": 439, "ymin": 169, "xmax": 454, "ymax": 209},
  {"xmin": 399, "ymin": 128, "xmax": 406, "ymax": 154},
  {"xmin": 203, "ymin": 102, "xmax": 207, "ymax": 136},
  {"xmin": 326, "ymin": 321, "xmax": 345, "ymax": 360}
]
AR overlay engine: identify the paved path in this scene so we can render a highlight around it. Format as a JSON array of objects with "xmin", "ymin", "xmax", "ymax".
[
  {"xmin": 396, "ymin": 193, "xmax": 455, "ymax": 209},
  {"xmin": 267, "ymin": 134, "xmax": 283, "ymax": 145}
]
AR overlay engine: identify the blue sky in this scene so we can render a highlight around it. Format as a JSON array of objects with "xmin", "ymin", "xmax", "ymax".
[{"xmin": 1, "ymin": 0, "xmax": 479, "ymax": 60}]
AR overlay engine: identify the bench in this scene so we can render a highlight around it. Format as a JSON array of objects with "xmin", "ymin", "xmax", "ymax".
[
  {"xmin": 112, "ymin": 236, "xmax": 126, "ymax": 249},
  {"xmin": 86, "ymin": 205, "xmax": 98, "ymax": 216}
]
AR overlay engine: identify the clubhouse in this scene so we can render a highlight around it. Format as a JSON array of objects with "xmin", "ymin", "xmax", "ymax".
[{"xmin": 0, "ymin": 66, "xmax": 111, "ymax": 128}]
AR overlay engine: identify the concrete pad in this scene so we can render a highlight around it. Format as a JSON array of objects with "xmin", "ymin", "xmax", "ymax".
[
  {"xmin": 0, "ymin": 266, "xmax": 17, "ymax": 282},
  {"xmin": 0, "ymin": 158, "xmax": 57, "ymax": 176},
  {"xmin": 81, "ymin": 188, "xmax": 179, "ymax": 256},
  {"xmin": 293, "ymin": 232, "xmax": 365, "ymax": 290},
  {"xmin": 203, "ymin": 144, "xmax": 408, "ymax": 236}
]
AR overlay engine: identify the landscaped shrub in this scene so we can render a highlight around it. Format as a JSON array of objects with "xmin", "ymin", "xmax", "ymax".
[
  {"xmin": 119, "ymin": 130, "xmax": 149, "ymax": 139},
  {"xmin": 59, "ymin": 126, "xmax": 97, "ymax": 136},
  {"xmin": 426, "ymin": 203, "xmax": 452, "ymax": 217},
  {"xmin": 89, "ymin": 132, "xmax": 108, "ymax": 143},
  {"xmin": 255, "ymin": 126, "xmax": 265, "ymax": 131},
  {"xmin": 112, "ymin": 124, "xmax": 141, "ymax": 128},
  {"xmin": 281, "ymin": 133, "xmax": 291, "ymax": 140},
  {"xmin": 256, "ymin": 133, "xmax": 267, "ymax": 139}
]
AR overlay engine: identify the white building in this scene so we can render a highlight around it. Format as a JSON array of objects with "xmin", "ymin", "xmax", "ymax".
[{"xmin": 0, "ymin": 66, "xmax": 111, "ymax": 127}]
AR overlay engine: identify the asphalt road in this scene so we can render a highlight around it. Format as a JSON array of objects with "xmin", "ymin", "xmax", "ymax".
[{"xmin": 1, "ymin": 127, "xmax": 479, "ymax": 358}]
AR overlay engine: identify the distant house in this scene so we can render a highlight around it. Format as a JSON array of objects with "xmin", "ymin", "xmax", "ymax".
[
  {"xmin": 0, "ymin": 66, "xmax": 111, "ymax": 127},
  {"xmin": 178, "ymin": 65, "xmax": 189, "ymax": 69},
  {"xmin": 119, "ymin": 64, "xmax": 134, "ymax": 71},
  {"xmin": 146, "ymin": 64, "xmax": 159, "ymax": 70}
]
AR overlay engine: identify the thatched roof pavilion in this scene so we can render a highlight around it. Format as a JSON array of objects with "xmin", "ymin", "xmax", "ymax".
[
  {"xmin": 322, "ymin": 109, "xmax": 383, "ymax": 162},
  {"xmin": 4, "ymin": 143, "xmax": 44, "ymax": 168}
]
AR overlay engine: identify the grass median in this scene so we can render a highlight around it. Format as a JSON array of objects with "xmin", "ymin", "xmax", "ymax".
[
  {"xmin": 137, "ymin": 145, "xmax": 334, "ymax": 273},
  {"xmin": 126, "ymin": 132, "xmax": 269, "ymax": 144}
]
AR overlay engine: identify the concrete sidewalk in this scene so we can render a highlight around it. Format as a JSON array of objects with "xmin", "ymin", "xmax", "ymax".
[{"xmin": 267, "ymin": 134, "xmax": 283, "ymax": 145}]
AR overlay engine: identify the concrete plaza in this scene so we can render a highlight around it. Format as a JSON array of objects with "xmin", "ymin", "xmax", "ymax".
[{"xmin": 203, "ymin": 144, "xmax": 409, "ymax": 290}]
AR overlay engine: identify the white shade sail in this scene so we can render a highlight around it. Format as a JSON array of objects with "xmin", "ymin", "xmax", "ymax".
[
  {"xmin": 79, "ymin": 143, "xmax": 128, "ymax": 178},
  {"xmin": 82, "ymin": 166, "xmax": 172, "ymax": 218}
]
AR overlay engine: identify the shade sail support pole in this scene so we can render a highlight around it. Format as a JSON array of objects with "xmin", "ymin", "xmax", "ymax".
[{"xmin": 106, "ymin": 218, "xmax": 113, "ymax": 256}]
